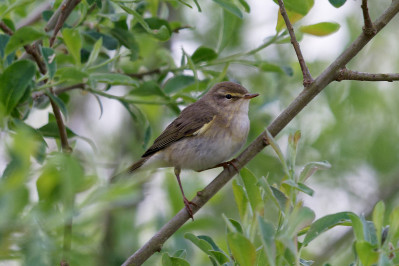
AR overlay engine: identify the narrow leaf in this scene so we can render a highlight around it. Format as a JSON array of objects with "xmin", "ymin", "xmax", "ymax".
[
  {"xmin": 240, "ymin": 168, "xmax": 262, "ymax": 213},
  {"xmin": 62, "ymin": 28, "xmax": 82, "ymax": 64},
  {"xmin": 299, "ymin": 22, "xmax": 340, "ymax": 36},
  {"xmin": 232, "ymin": 179, "xmax": 248, "ymax": 221}
]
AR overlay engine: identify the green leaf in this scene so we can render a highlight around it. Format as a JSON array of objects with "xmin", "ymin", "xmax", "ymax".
[
  {"xmin": 86, "ymin": 37, "xmax": 102, "ymax": 67},
  {"xmin": 348, "ymin": 212, "xmax": 364, "ymax": 241},
  {"xmin": 258, "ymin": 62, "xmax": 285, "ymax": 73},
  {"xmin": 0, "ymin": 60, "xmax": 36, "ymax": 115},
  {"xmin": 218, "ymin": 8, "xmax": 240, "ymax": 52},
  {"xmin": 130, "ymin": 81, "xmax": 166, "ymax": 97},
  {"xmin": 46, "ymin": 92, "xmax": 68, "ymax": 120},
  {"xmin": 56, "ymin": 67, "xmax": 88, "ymax": 83},
  {"xmin": 299, "ymin": 22, "xmax": 340, "ymax": 36},
  {"xmin": 240, "ymin": 168, "xmax": 262, "ymax": 213},
  {"xmin": 232, "ymin": 179, "xmax": 248, "ymax": 221},
  {"xmin": 373, "ymin": 202, "xmax": 385, "ymax": 247},
  {"xmin": 276, "ymin": 10, "xmax": 304, "ymax": 32},
  {"xmin": 184, "ymin": 233, "xmax": 213, "ymax": 255},
  {"xmin": 284, "ymin": 205, "xmax": 315, "ymax": 239},
  {"xmin": 191, "ymin": 46, "xmax": 218, "ymax": 64},
  {"xmin": 40, "ymin": 47, "xmax": 56, "ymax": 79},
  {"xmin": 84, "ymin": 31, "xmax": 118, "ymax": 50},
  {"xmin": 163, "ymin": 75, "xmax": 195, "ymax": 94},
  {"xmin": 4, "ymin": 26, "xmax": 46, "ymax": 55},
  {"xmin": 110, "ymin": 27, "xmax": 139, "ymax": 60},
  {"xmin": 258, "ymin": 216, "xmax": 276, "ymax": 266},
  {"xmin": 209, "ymin": 251, "xmax": 230, "ymax": 264},
  {"xmin": 89, "ymin": 73, "xmax": 139, "ymax": 87},
  {"xmin": 222, "ymin": 214, "xmax": 244, "ymax": 234},
  {"xmin": 198, "ymin": 235, "xmax": 223, "ymax": 252},
  {"xmin": 238, "ymin": 0, "xmax": 250, "ymax": 12},
  {"xmin": 273, "ymin": 0, "xmax": 314, "ymax": 16},
  {"xmin": 282, "ymin": 180, "xmax": 314, "ymax": 196},
  {"xmin": 62, "ymin": 28, "xmax": 82, "ymax": 64},
  {"xmin": 162, "ymin": 253, "xmax": 190, "ymax": 266},
  {"xmin": 303, "ymin": 212, "xmax": 352, "ymax": 246},
  {"xmin": 0, "ymin": 34, "xmax": 10, "ymax": 58},
  {"xmin": 37, "ymin": 122, "xmax": 77, "ymax": 138},
  {"xmin": 298, "ymin": 161, "xmax": 331, "ymax": 182},
  {"xmin": 227, "ymin": 232, "xmax": 256, "ymax": 266},
  {"xmin": 213, "ymin": 0, "xmax": 243, "ymax": 19},
  {"xmin": 389, "ymin": 206, "xmax": 399, "ymax": 242},
  {"xmin": 328, "ymin": 0, "xmax": 347, "ymax": 8},
  {"xmin": 355, "ymin": 241, "xmax": 379, "ymax": 266}
]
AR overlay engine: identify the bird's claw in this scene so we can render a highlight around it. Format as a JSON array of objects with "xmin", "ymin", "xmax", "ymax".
[
  {"xmin": 183, "ymin": 197, "xmax": 197, "ymax": 220},
  {"xmin": 219, "ymin": 159, "xmax": 239, "ymax": 173}
]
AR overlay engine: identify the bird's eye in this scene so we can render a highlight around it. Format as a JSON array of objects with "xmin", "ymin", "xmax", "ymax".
[{"xmin": 225, "ymin": 94, "xmax": 232, "ymax": 99}]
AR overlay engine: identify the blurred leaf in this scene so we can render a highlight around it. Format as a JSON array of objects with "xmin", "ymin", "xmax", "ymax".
[
  {"xmin": 86, "ymin": 37, "xmax": 102, "ymax": 67},
  {"xmin": 62, "ymin": 28, "xmax": 82, "ymax": 64},
  {"xmin": 222, "ymin": 215, "xmax": 244, "ymax": 234},
  {"xmin": 209, "ymin": 251, "xmax": 230, "ymax": 264},
  {"xmin": 282, "ymin": 180, "xmax": 314, "ymax": 196},
  {"xmin": 265, "ymin": 129, "xmax": 290, "ymax": 176},
  {"xmin": 40, "ymin": 47, "xmax": 56, "ymax": 79},
  {"xmin": 276, "ymin": 9, "xmax": 303, "ymax": 32},
  {"xmin": 173, "ymin": 250, "xmax": 187, "ymax": 258},
  {"xmin": 258, "ymin": 62, "xmax": 285, "ymax": 73},
  {"xmin": 212, "ymin": 0, "xmax": 243, "ymax": 19},
  {"xmin": 110, "ymin": 27, "xmax": 139, "ymax": 60},
  {"xmin": 46, "ymin": 92, "xmax": 68, "ymax": 120},
  {"xmin": 240, "ymin": 168, "xmax": 262, "ymax": 213},
  {"xmin": 328, "ymin": 0, "xmax": 347, "ymax": 8},
  {"xmin": 89, "ymin": 73, "xmax": 139, "ymax": 87},
  {"xmin": 191, "ymin": 46, "xmax": 218, "ymax": 64},
  {"xmin": 227, "ymin": 232, "xmax": 256, "ymax": 266},
  {"xmin": 0, "ymin": 60, "xmax": 36, "ymax": 115},
  {"xmin": 389, "ymin": 206, "xmax": 399, "ymax": 242},
  {"xmin": 299, "ymin": 22, "xmax": 340, "ymax": 36},
  {"xmin": 84, "ymin": 31, "xmax": 118, "ymax": 50},
  {"xmin": 270, "ymin": 186, "xmax": 289, "ymax": 210},
  {"xmin": 303, "ymin": 212, "xmax": 352, "ymax": 246},
  {"xmin": 218, "ymin": 9, "xmax": 240, "ymax": 52},
  {"xmin": 355, "ymin": 241, "xmax": 379, "ymax": 266},
  {"xmin": 273, "ymin": 0, "xmax": 314, "ymax": 16},
  {"xmin": 0, "ymin": 34, "xmax": 10, "ymax": 59},
  {"xmin": 284, "ymin": 205, "xmax": 315, "ymax": 239},
  {"xmin": 348, "ymin": 212, "xmax": 364, "ymax": 241},
  {"xmin": 238, "ymin": 0, "xmax": 250, "ymax": 12},
  {"xmin": 232, "ymin": 179, "xmax": 248, "ymax": 221},
  {"xmin": 184, "ymin": 233, "xmax": 213, "ymax": 254},
  {"xmin": 162, "ymin": 253, "xmax": 190, "ymax": 266},
  {"xmin": 130, "ymin": 81, "xmax": 166, "ymax": 97},
  {"xmin": 4, "ymin": 26, "xmax": 46, "ymax": 55},
  {"xmin": 163, "ymin": 75, "xmax": 195, "ymax": 94},
  {"xmin": 198, "ymin": 235, "xmax": 223, "ymax": 252},
  {"xmin": 37, "ymin": 122, "xmax": 77, "ymax": 138},
  {"xmin": 298, "ymin": 161, "xmax": 331, "ymax": 182},
  {"xmin": 258, "ymin": 216, "xmax": 276, "ymax": 266},
  {"xmin": 56, "ymin": 67, "xmax": 88, "ymax": 83}
]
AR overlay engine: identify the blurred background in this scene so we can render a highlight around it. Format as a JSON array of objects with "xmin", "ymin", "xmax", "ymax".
[{"xmin": 1, "ymin": 0, "xmax": 399, "ymax": 265}]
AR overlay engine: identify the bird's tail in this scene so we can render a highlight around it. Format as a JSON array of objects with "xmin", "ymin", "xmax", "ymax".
[{"xmin": 111, "ymin": 157, "xmax": 148, "ymax": 183}]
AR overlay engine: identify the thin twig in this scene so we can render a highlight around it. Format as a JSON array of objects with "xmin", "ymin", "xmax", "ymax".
[
  {"xmin": 0, "ymin": 21, "xmax": 47, "ymax": 74},
  {"xmin": 121, "ymin": 1, "xmax": 399, "ymax": 265},
  {"xmin": 277, "ymin": 0, "xmax": 313, "ymax": 87},
  {"xmin": 32, "ymin": 83, "xmax": 86, "ymax": 99},
  {"xmin": 49, "ymin": 0, "xmax": 81, "ymax": 47},
  {"xmin": 361, "ymin": 0, "xmax": 377, "ymax": 36},
  {"xmin": 336, "ymin": 68, "xmax": 399, "ymax": 82}
]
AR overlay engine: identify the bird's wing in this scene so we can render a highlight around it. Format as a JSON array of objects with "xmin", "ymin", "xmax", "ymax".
[{"xmin": 142, "ymin": 102, "xmax": 216, "ymax": 157}]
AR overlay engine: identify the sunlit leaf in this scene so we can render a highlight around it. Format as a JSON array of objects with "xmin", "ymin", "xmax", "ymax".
[
  {"xmin": 273, "ymin": 0, "xmax": 314, "ymax": 16},
  {"xmin": 276, "ymin": 10, "xmax": 303, "ymax": 32},
  {"xmin": 299, "ymin": 22, "xmax": 340, "ymax": 36},
  {"xmin": 355, "ymin": 241, "xmax": 379, "ymax": 266},
  {"xmin": 227, "ymin": 232, "xmax": 256, "ymax": 266},
  {"xmin": 62, "ymin": 28, "xmax": 82, "ymax": 64}
]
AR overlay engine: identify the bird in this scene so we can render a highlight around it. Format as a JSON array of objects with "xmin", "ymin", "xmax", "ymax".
[{"xmin": 122, "ymin": 81, "xmax": 259, "ymax": 218}]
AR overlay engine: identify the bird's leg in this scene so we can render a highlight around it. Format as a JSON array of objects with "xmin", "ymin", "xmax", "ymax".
[
  {"xmin": 198, "ymin": 159, "xmax": 240, "ymax": 173},
  {"xmin": 174, "ymin": 168, "xmax": 197, "ymax": 220}
]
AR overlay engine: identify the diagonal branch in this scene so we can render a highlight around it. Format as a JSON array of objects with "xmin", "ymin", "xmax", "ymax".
[
  {"xmin": 277, "ymin": 0, "xmax": 313, "ymax": 87},
  {"xmin": 361, "ymin": 0, "xmax": 377, "ymax": 36},
  {"xmin": 336, "ymin": 68, "xmax": 399, "ymax": 82},
  {"xmin": 121, "ymin": 1, "xmax": 399, "ymax": 265}
]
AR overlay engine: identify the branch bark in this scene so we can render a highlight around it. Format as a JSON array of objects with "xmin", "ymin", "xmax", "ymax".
[
  {"xmin": 121, "ymin": 1, "xmax": 399, "ymax": 265},
  {"xmin": 361, "ymin": 0, "xmax": 377, "ymax": 35},
  {"xmin": 336, "ymin": 68, "xmax": 399, "ymax": 81},
  {"xmin": 277, "ymin": 0, "xmax": 313, "ymax": 87}
]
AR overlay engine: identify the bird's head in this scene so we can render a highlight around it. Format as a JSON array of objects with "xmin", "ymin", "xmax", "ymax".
[{"xmin": 203, "ymin": 82, "xmax": 259, "ymax": 114}]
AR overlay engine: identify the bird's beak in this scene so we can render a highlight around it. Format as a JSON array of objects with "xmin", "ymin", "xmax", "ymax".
[{"xmin": 244, "ymin": 93, "xmax": 259, "ymax": 99}]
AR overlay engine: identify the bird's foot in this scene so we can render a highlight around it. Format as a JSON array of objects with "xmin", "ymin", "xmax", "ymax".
[
  {"xmin": 216, "ymin": 159, "xmax": 239, "ymax": 172},
  {"xmin": 183, "ymin": 196, "xmax": 198, "ymax": 220}
]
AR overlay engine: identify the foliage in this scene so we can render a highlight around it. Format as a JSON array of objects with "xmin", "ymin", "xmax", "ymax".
[{"xmin": 0, "ymin": 0, "xmax": 399, "ymax": 265}]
